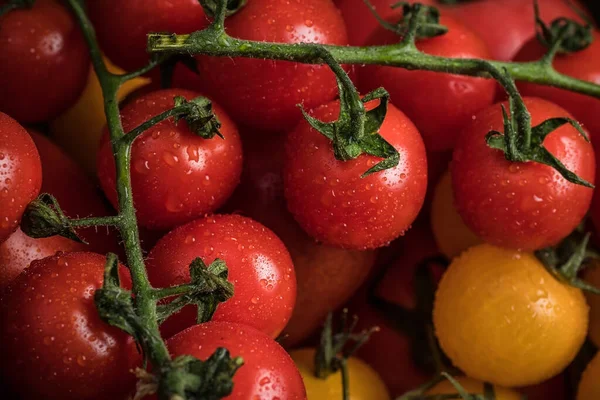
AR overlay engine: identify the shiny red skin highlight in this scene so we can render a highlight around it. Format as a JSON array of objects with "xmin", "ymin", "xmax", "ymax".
[
  {"xmin": 160, "ymin": 322, "xmax": 307, "ymax": 400},
  {"xmin": 97, "ymin": 89, "xmax": 243, "ymax": 230},
  {"xmin": 0, "ymin": 113, "xmax": 42, "ymax": 243},
  {"xmin": 196, "ymin": 0, "xmax": 349, "ymax": 132},
  {"xmin": 452, "ymin": 98, "xmax": 595, "ymax": 251},
  {"xmin": 360, "ymin": 16, "xmax": 495, "ymax": 152},
  {"xmin": 284, "ymin": 100, "xmax": 427, "ymax": 250},
  {"xmin": 87, "ymin": 0, "xmax": 209, "ymax": 72},
  {"xmin": 146, "ymin": 214, "xmax": 296, "ymax": 339},
  {"xmin": 514, "ymin": 31, "xmax": 600, "ymax": 144},
  {"xmin": 0, "ymin": 228, "xmax": 84, "ymax": 291},
  {"xmin": 0, "ymin": 0, "xmax": 90, "ymax": 122},
  {"xmin": 444, "ymin": 0, "xmax": 586, "ymax": 61},
  {"xmin": 0, "ymin": 252, "xmax": 134, "ymax": 400}
]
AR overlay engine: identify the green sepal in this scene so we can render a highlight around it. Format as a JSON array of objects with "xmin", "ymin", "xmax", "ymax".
[
  {"xmin": 20, "ymin": 193, "xmax": 86, "ymax": 244},
  {"xmin": 173, "ymin": 96, "xmax": 223, "ymax": 139},
  {"xmin": 157, "ymin": 349, "xmax": 243, "ymax": 400},
  {"xmin": 534, "ymin": 0, "xmax": 593, "ymax": 54},
  {"xmin": 200, "ymin": 0, "xmax": 247, "ymax": 19},
  {"xmin": 156, "ymin": 258, "xmax": 234, "ymax": 325}
]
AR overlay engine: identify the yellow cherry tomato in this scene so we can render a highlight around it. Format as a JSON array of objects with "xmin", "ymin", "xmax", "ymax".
[
  {"xmin": 434, "ymin": 244, "xmax": 588, "ymax": 387},
  {"xmin": 50, "ymin": 57, "xmax": 150, "ymax": 175},
  {"xmin": 583, "ymin": 263, "xmax": 600, "ymax": 347},
  {"xmin": 431, "ymin": 170, "xmax": 481, "ymax": 259},
  {"xmin": 427, "ymin": 376, "xmax": 520, "ymax": 399},
  {"xmin": 577, "ymin": 352, "xmax": 600, "ymax": 400},
  {"xmin": 290, "ymin": 348, "xmax": 390, "ymax": 400}
]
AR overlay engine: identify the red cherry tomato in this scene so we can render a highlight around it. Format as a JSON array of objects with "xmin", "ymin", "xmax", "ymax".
[
  {"xmin": 0, "ymin": 112, "xmax": 42, "ymax": 243},
  {"xmin": 196, "ymin": 0, "xmax": 349, "ymax": 132},
  {"xmin": 444, "ymin": 0, "xmax": 586, "ymax": 61},
  {"xmin": 337, "ymin": 0, "xmax": 438, "ymax": 46},
  {"xmin": 0, "ymin": 228, "xmax": 84, "ymax": 291},
  {"xmin": 0, "ymin": 0, "xmax": 90, "ymax": 123},
  {"xmin": 146, "ymin": 214, "xmax": 296, "ymax": 339},
  {"xmin": 97, "ymin": 89, "xmax": 243, "ymax": 230},
  {"xmin": 360, "ymin": 16, "xmax": 495, "ymax": 152},
  {"xmin": 284, "ymin": 99, "xmax": 427, "ymax": 250},
  {"xmin": 30, "ymin": 132, "xmax": 122, "ymax": 256},
  {"xmin": 0, "ymin": 252, "xmax": 134, "ymax": 400},
  {"xmin": 451, "ymin": 97, "xmax": 595, "ymax": 251},
  {"xmin": 514, "ymin": 30, "xmax": 600, "ymax": 143},
  {"xmin": 160, "ymin": 322, "xmax": 307, "ymax": 400},
  {"xmin": 87, "ymin": 0, "xmax": 208, "ymax": 74},
  {"xmin": 224, "ymin": 134, "xmax": 376, "ymax": 347}
]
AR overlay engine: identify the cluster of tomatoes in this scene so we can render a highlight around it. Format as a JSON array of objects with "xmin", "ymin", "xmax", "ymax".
[{"xmin": 2, "ymin": 0, "xmax": 600, "ymax": 399}]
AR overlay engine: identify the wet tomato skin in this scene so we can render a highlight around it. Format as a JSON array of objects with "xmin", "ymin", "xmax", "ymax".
[
  {"xmin": 159, "ymin": 321, "xmax": 307, "ymax": 400},
  {"xmin": 284, "ymin": 99, "xmax": 427, "ymax": 250},
  {"xmin": 0, "ymin": 0, "xmax": 90, "ymax": 123},
  {"xmin": 0, "ymin": 252, "xmax": 134, "ymax": 400},
  {"xmin": 514, "ymin": 31, "xmax": 600, "ymax": 144},
  {"xmin": 360, "ymin": 16, "xmax": 495, "ymax": 152},
  {"xmin": 451, "ymin": 97, "xmax": 595, "ymax": 251},
  {"xmin": 196, "ymin": 0, "xmax": 349, "ymax": 132},
  {"xmin": 97, "ymin": 89, "xmax": 243, "ymax": 230},
  {"xmin": 146, "ymin": 214, "xmax": 296, "ymax": 339},
  {"xmin": 0, "ymin": 113, "xmax": 42, "ymax": 243}
]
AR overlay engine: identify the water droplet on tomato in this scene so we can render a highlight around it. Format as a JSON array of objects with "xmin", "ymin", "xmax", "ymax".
[
  {"xmin": 162, "ymin": 152, "xmax": 179, "ymax": 166},
  {"xmin": 251, "ymin": 297, "xmax": 259, "ymax": 304}
]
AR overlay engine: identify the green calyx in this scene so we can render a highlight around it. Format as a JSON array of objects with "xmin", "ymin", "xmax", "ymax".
[
  {"xmin": 173, "ymin": 96, "xmax": 223, "ymax": 139},
  {"xmin": 364, "ymin": 1, "xmax": 448, "ymax": 41},
  {"xmin": 20, "ymin": 193, "xmax": 85, "ymax": 244},
  {"xmin": 536, "ymin": 226, "xmax": 600, "ymax": 295},
  {"xmin": 156, "ymin": 258, "xmax": 234, "ymax": 325},
  {"xmin": 534, "ymin": 0, "xmax": 593, "ymax": 55},
  {"xmin": 199, "ymin": 0, "xmax": 247, "ymax": 20},
  {"xmin": 485, "ymin": 69, "xmax": 593, "ymax": 188}
]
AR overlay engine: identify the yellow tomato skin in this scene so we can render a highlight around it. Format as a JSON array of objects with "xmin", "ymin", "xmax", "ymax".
[
  {"xmin": 583, "ymin": 263, "xmax": 600, "ymax": 347},
  {"xmin": 434, "ymin": 244, "xmax": 588, "ymax": 387},
  {"xmin": 50, "ymin": 58, "xmax": 150, "ymax": 174},
  {"xmin": 577, "ymin": 352, "xmax": 600, "ymax": 400},
  {"xmin": 290, "ymin": 348, "xmax": 390, "ymax": 400},
  {"xmin": 427, "ymin": 376, "xmax": 520, "ymax": 399},
  {"xmin": 431, "ymin": 170, "xmax": 481, "ymax": 259}
]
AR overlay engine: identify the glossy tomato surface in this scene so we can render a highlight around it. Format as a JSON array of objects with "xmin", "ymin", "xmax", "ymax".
[
  {"xmin": 0, "ymin": 0, "xmax": 90, "ymax": 122},
  {"xmin": 451, "ymin": 97, "xmax": 595, "ymax": 251},
  {"xmin": 0, "ymin": 252, "xmax": 134, "ymax": 400},
  {"xmin": 284, "ymin": 99, "xmax": 427, "ymax": 250},
  {"xmin": 163, "ymin": 322, "xmax": 307, "ymax": 400},
  {"xmin": 196, "ymin": 0, "xmax": 349, "ymax": 132},
  {"xmin": 360, "ymin": 15, "xmax": 495, "ymax": 152},
  {"xmin": 224, "ymin": 134, "xmax": 376, "ymax": 346},
  {"xmin": 444, "ymin": 0, "xmax": 586, "ymax": 61},
  {"xmin": 514, "ymin": 31, "xmax": 600, "ymax": 143},
  {"xmin": 88, "ymin": 0, "xmax": 208, "ymax": 72},
  {"xmin": 97, "ymin": 89, "xmax": 243, "ymax": 230},
  {"xmin": 0, "ymin": 113, "xmax": 41, "ymax": 243},
  {"xmin": 146, "ymin": 214, "xmax": 296, "ymax": 338}
]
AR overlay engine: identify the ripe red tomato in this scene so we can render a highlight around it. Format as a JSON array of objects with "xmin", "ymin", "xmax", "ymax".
[
  {"xmin": 224, "ymin": 134, "xmax": 376, "ymax": 347},
  {"xmin": 160, "ymin": 322, "xmax": 307, "ymax": 400},
  {"xmin": 0, "ymin": 252, "xmax": 134, "ymax": 400},
  {"xmin": 284, "ymin": 99, "xmax": 427, "ymax": 250},
  {"xmin": 97, "ymin": 89, "xmax": 243, "ymax": 230},
  {"xmin": 87, "ymin": 0, "xmax": 208, "ymax": 72},
  {"xmin": 444, "ymin": 0, "xmax": 586, "ymax": 61},
  {"xmin": 0, "ymin": 113, "xmax": 42, "ymax": 243},
  {"xmin": 452, "ymin": 97, "xmax": 595, "ymax": 251},
  {"xmin": 0, "ymin": 228, "xmax": 84, "ymax": 291},
  {"xmin": 0, "ymin": 0, "xmax": 90, "ymax": 123},
  {"xmin": 514, "ymin": 31, "xmax": 600, "ymax": 144},
  {"xmin": 146, "ymin": 214, "xmax": 296, "ymax": 339},
  {"xmin": 30, "ymin": 132, "xmax": 122, "ymax": 256},
  {"xmin": 360, "ymin": 16, "xmax": 495, "ymax": 152},
  {"xmin": 196, "ymin": 0, "xmax": 349, "ymax": 132}
]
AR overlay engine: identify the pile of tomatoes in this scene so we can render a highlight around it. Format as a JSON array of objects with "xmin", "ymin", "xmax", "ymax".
[{"xmin": 2, "ymin": 0, "xmax": 600, "ymax": 399}]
